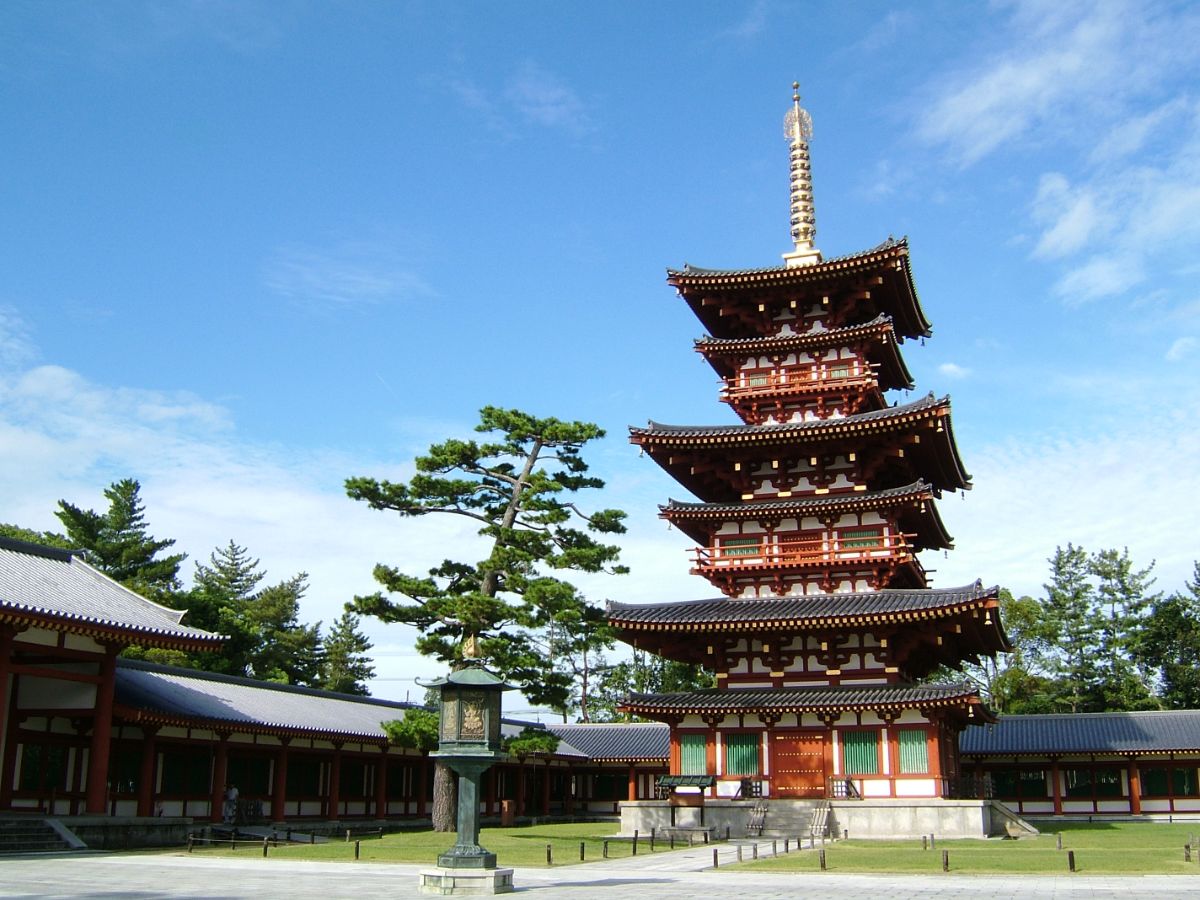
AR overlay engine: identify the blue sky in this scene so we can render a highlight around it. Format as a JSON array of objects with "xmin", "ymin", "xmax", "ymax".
[{"xmin": 2, "ymin": 1, "xmax": 1198, "ymax": 708}]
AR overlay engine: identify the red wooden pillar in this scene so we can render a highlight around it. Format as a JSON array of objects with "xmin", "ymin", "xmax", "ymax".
[
  {"xmin": 327, "ymin": 744, "xmax": 343, "ymax": 820},
  {"xmin": 1128, "ymin": 757, "xmax": 1142, "ymax": 816},
  {"xmin": 1050, "ymin": 758, "xmax": 1063, "ymax": 815},
  {"xmin": 541, "ymin": 760, "xmax": 551, "ymax": 815},
  {"xmin": 136, "ymin": 726, "xmax": 159, "ymax": 817},
  {"xmin": 0, "ymin": 627, "xmax": 14, "ymax": 811},
  {"xmin": 210, "ymin": 735, "xmax": 229, "ymax": 823},
  {"xmin": 271, "ymin": 740, "xmax": 290, "ymax": 822},
  {"xmin": 627, "ymin": 764, "xmax": 637, "ymax": 802},
  {"xmin": 516, "ymin": 763, "xmax": 526, "ymax": 817},
  {"xmin": 374, "ymin": 748, "xmax": 389, "ymax": 819},
  {"xmin": 416, "ymin": 761, "xmax": 428, "ymax": 818},
  {"xmin": 85, "ymin": 644, "xmax": 119, "ymax": 814}
]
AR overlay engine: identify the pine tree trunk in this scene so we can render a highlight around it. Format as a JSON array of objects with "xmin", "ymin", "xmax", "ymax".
[{"xmin": 432, "ymin": 762, "xmax": 457, "ymax": 832}]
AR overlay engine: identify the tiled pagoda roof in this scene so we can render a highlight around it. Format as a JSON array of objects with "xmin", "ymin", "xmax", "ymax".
[
  {"xmin": 0, "ymin": 536, "xmax": 222, "ymax": 650},
  {"xmin": 114, "ymin": 658, "xmax": 539, "ymax": 746},
  {"xmin": 548, "ymin": 723, "xmax": 670, "ymax": 762},
  {"xmin": 694, "ymin": 314, "xmax": 915, "ymax": 391},
  {"xmin": 621, "ymin": 682, "xmax": 991, "ymax": 719},
  {"xmin": 667, "ymin": 238, "xmax": 931, "ymax": 341},
  {"xmin": 960, "ymin": 710, "xmax": 1200, "ymax": 756},
  {"xmin": 630, "ymin": 393, "xmax": 971, "ymax": 498},
  {"xmin": 607, "ymin": 581, "xmax": 999, "ymax": 631},
  {"xmin": 660, "ymin": 480, "xmax": 952, "ymax": 549}
]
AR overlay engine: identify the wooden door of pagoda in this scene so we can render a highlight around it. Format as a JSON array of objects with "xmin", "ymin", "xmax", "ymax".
[{"xmin": 770, "ymin": 731, "xmax": 827, "ymax": 798}]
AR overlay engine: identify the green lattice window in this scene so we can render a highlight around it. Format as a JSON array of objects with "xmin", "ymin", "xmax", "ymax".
[
  {"xmin": 679, "ymin": 734, "xmax": 707, "ymax": 776},
  {"xmin": 897, "ymin": 729, "xmax": 929, "ymax": 774},
  {"xmin": 840, "ymin": 528, "xmax": 882, "ymax": 550},
  {"xmin": 829, "ymin": 365, "xmax": 850, "ymax": 380},
  {"xmin": 722, "ymin": 537, "xmax": 760, "ymax": 557},
  {"xmin": 747, "ymin": 373, "xmax": 769, "ymax": 387},
  {"xmin": 841, "ymin": 730, "xmax": 880, "ymax": 775},
  {"xmin": 723, "ymin": 733, "xmax": 759, "ymax": 776}
]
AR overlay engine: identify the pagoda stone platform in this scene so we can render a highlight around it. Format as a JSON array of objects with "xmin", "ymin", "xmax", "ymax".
[{"xmin": 620, "ymin": 798, "xmax": 1037, "ymax": 840}]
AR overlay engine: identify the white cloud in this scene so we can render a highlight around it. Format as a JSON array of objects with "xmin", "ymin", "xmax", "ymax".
[
  {"xmin": 938, "ymin": 362, "xmax": 971, "ymax": 379},
  {"xmin": 1031, "ymin": 173, "xmax": 1105, "ymax": 260},
  {"xmin": 933, "ymin": 399, "xmax": 1200, "ymax": 601},
  {"xmin": 1166, "ymin": 336, "xmax": 1197, "ymax": 362},
  {"xmin": 263, "ymin": 238, "xmax": 434, "ymax": 308},
  {"xmin": 717, "ymin": 0, "xmax": 770, "ymax": 41},
  {"xmin": 917, "ymin": 2, "xmax": 1200, "ymax": 167},
  {"xmin": 1052, "ymin": 253, "xmax": 1145, "ymax": 304},
  {"xmin": 504, "ymin": 62, "xmax": 593, "ymax": 136},
  {"xmin": 0, "ymin": 306, "xmax": 36, "ymax": 368}
]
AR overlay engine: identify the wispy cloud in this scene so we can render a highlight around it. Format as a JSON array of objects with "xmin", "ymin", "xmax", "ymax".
[
  {"xmin": 263, "ymin": 238, "xmax": 434, "ymax": 309},
  {"xmin": 504, "ymin": 61, "xmax": 593, "ymax": 136},
  {"xmin": 446, "ymin": 62, "xmax": 594, "ymax": 139},
  {"xmin": 717, "ymin": 0, "xmax": 770, "ymax": 41},
  {"xmin": 0, "ymin": 306, "xmax": 36, "ymax": 368},
  {"xmin": 1167, "ymin": 336, "xmax": 1197, "ymax": 362},
  {"xmin": 938, "ymin": 362, "xmax": 971, "ymax": 379},
  {"xmin": 916, "ymin": 1, "xmax": 1200, "ymax": 167}
]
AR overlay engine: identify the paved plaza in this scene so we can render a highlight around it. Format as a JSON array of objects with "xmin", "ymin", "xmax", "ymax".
[{"xmin": 2, "ymin": 842, "xmax": 1199, "ymax": 899}]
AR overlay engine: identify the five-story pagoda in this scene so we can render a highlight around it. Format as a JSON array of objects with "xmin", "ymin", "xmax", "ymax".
[{"xmin": 609, "ymin": 86, "xmax": 1008, "ymax": 802}]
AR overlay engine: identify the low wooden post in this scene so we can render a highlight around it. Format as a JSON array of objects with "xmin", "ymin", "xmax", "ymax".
[
  {"xmin": 725, "ymin": 826, "xmax": 730, "ymax": 840},
  {"xmin": 1056, "ymin": 832, "xmax": 1063, "ymax": 850},
  {"xmin": 669, "ymin": 833, "xmax": 675, "ymax": 850},
  {"xmin": 772, "ymin": 839, "xmax": 777, "ymax": 856},
  {"xmin": 712, "ymin": 848, "xmax": 718, "ymax": 868},
  {"xmin": 546, "ymin": 843, "xmax": 552, "ymax": 866},
  {"xmin": 922, "ymin": 835, "xmax": 928, "ymax": 851},
  {"xmin": 650, "ymin": 829, "xmax": 655, "ymax": 852},
  {"xmin": 783, "ymin": 838, "xmax": 789, "ymax": 853},
  {"xmin": 736, "ymin": 845, "xmax": 743, "ymax": 862},
  {"xmin": 688, "ymin": 833, "xmax": 695, "ymax": 847},
  {"xmin": 262, "ymin": 837, "xmax": 269, "ymax": 858},
  {"xmin": 310, "ymin": 832, "xmax": 315, "ymax": 844},
  {"xmin": 752, "ymin": 843, "xmax": 758, "ymax": 860},
  {"xmin": 843, "ymin": 829, "xmax": 848, "ymax": 840},
  {"xmin": 1068, "ymin": 850, "xmax": 1076, "ymax": 872},
  {"xmin": 942, "ymin": 849, "xmax": 949, "ymax": 872},
  {"xmin": 187, "ymin": 835, "xmax": 194, "ymax": 853},
  {"xmin": 819, "ymin": 848, "xmax": 826, "ymax": 870},
  {"xmin": 603, "ymin": 840, "xmax": 609, "ymax": 859},
  {"xmin": 579, "ymin": 841, "xmax": 585, "ymax": 861},
  {"xmin": 355, "ymin": 840, "xmax": 360, "ymax": 860},
  {"xmin": 1187, "ymin": 846, "xmax": 1193, "ymax": 864},
  {"xmin": 633, "ymin": 829, "xmax": 639, "ymax": 855}
]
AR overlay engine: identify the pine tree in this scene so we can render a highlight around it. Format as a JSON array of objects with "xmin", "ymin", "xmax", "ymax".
[
  {"xmin": 319, "ymin": 609, "xmax": 375, "ymax": 695},
  {"xmin": 55, "ymin": 478, "xmax": 185, "ymax": 602},
  {"xmin": 1041, "ymin": 544, "xmax": 1100, "ymax": 713}
]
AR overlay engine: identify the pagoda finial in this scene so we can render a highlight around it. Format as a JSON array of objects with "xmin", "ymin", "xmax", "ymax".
[{"xmin": 782, "ymin": 81, "xmax": 822, "ymax": 268}]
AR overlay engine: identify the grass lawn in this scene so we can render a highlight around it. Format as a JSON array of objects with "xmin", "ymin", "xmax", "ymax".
[
  {"xmin": 160, "ymin": 822, "xmax": 658, "ymax": 868},
  {"xmin": 736, "ymin": 822, "xmax": 1200, "ymax": 875}
]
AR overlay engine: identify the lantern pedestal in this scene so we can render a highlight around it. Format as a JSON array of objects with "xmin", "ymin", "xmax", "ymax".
[{"xmin": 418, "ymin": 664, "xmax": 515, "ymax": 896}]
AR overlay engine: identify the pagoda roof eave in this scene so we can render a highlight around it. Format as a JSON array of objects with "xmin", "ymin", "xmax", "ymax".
[
  {"xmin": 607, "ymin": 581, "xmax": 999, "ymax": 630},
  {"xmin": 629, "ymin": 393, "xmax": 972, "ymax": 498},
  {"xmin": 620, "ymin": 682, "xmax": 994, "ymax": 723},
  {"xmin": 667, "ymin": 237, "xmax": 932, "ymax": 341},
  {"xmin": 694, "ymin": 314, "xmax": 915, "ymax": 390},
  {"xmin": 660, "ymin": 480, "xmax": 953, "ymax": 549}
]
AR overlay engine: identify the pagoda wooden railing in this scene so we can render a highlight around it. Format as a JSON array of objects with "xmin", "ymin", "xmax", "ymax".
[
  {"xmin": 691, "ymin": 532, "xmax": 918, "ymax": 574},
  {"xmin": 720, "ymin": 367, "xmax": 879, "ymax": 402}
]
